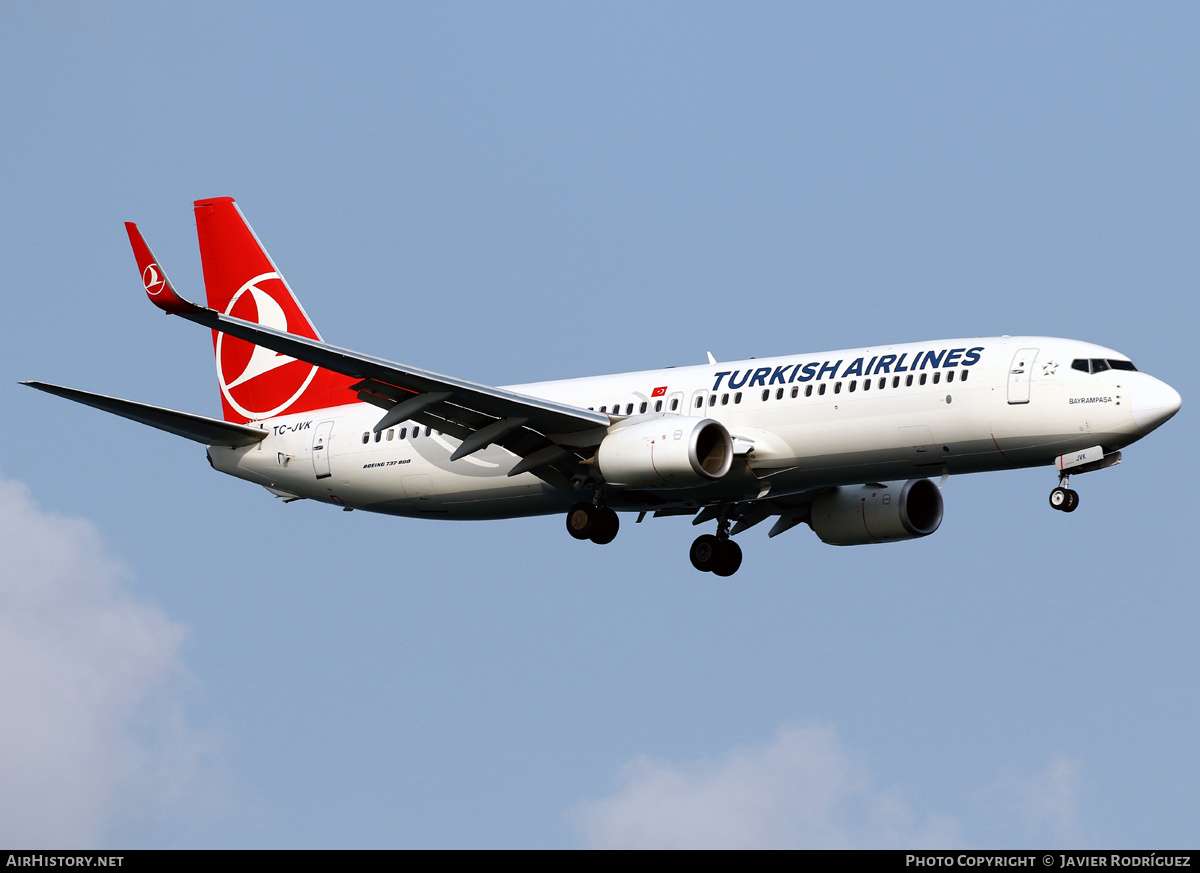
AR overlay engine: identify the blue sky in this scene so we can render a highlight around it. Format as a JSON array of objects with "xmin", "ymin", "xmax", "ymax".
[{"xmin": 2, "ymin": 2, "xmax": 1197, "ymax": 848}]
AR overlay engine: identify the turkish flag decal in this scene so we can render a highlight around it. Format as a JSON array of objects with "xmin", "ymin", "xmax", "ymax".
[{"xmin": 651, "ymin": 386, "xmax": 667, "ymax": 397}]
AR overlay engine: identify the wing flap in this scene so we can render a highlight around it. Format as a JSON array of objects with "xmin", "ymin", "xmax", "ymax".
[{"xmin": 22, "ymin": 382, "xmax": 267, "ymax": 447}]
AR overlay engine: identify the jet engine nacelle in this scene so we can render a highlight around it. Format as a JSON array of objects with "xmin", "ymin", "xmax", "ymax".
[
  {"xmin": 597, "ymin": 416, "xmax": 734, "ymax": 488},
  {"xmin": 809, "ymin": 478, "xmax": 943, "ymax": 545}
]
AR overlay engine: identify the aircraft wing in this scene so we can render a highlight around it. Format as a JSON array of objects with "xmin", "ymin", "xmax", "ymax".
[
  {"xmin": 186, "ymin": 309, "xmax": 610, "ymax": 487},
  {"xmin": 683, "ymin": 489, "xmax": 818, "ymax": 538},
  {"xmin": 127, "ymin": 221, "xmax": 608, "ymax": 487},
  {"xmin": 189, "ymin": 306, "xmax": 608, "ymax": 437},
  {"xmin": 22, "ymin": 382, "xmax": 267, "ymax": 447}
]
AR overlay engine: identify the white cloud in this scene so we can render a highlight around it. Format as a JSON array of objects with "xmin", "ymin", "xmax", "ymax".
[
  {"xmin": 974, "ymin": 757, "xmax": 1089, "ymax": 847},
  {"xmin": 0, "ymin": 474, "xmax": 221, "ymax": 846},
  {"xmin": 575, "ymin": 723, "xmax": 963, "ymax": 849},
  {"xmin": 576, "ymin": 725, "xmax": 1093, "ymax": 849}
]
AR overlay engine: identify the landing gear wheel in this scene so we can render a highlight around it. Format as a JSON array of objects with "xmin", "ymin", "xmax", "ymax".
[
  {"xmin": 566, "ymin": 503, "xmax": 596, "ymax": 539},
  {"xmin": 711, "ymin": 540, "xmax": 743, "ymax": 577},
  {"xmin": 1049, "ymin": 487, "xmax": 1069, "ymax": 511},
  {"xmin": 690, "ymin": 534, "xmax": 720, "ymax": 572},
  {"xmin": 1062, "ymin": 489, "xmax": 1079, "ymax": 513},
  {"xmin": 590, "ymin": 508, "xmax": 620, "ymax": 544}
]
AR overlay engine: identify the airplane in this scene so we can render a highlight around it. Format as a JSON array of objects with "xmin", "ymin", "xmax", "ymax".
[{"xmin": 24, "ymin": 197, "xmax": 1182, "ymax": 576}]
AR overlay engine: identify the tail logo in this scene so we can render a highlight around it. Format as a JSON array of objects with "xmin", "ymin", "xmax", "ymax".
[
  {"xmin": 216, "ymin": 272, "xmax": 319, "ymax": 419},
  {"xmin": 142, "ymin": 264, "xmax": 166, "ymax": 296}
]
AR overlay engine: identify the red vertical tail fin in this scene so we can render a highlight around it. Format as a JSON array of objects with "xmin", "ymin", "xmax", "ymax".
[{"xmin": 193, "ymin": 197, "xmax": 358, "ymax": 423}]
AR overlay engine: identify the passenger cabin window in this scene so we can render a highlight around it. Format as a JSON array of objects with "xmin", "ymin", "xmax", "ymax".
[
  {"xmin": 599, "ymin": 405, "xmax": 607, "ymax": 413},
  {"xmin": 848, "ymin": 380, "xmax": 856, "ymax": 392},
  {"xmin": 946, "ymin": 370, "xmax": 954, "ymax": 383},
  {"xmin": 387, "ymin": 429, "xmax": 394, "ymax": 440},
  {"xmin": 805, "ymin": 385, "xmax": 813, "ymax": 397},
  {"xmin": 933, "ymin": 372, "xmax": 941, "ymax": 384},
  {"xmin": 919, "ymin": 373, "xmax": 927, "ymax": 385},
  {"xmin": 735, "ymin": 392, "xmax": 743, "ymax": 404},
  {"xmin": 626, "ymin": 403, "xmax": 634, "ymax": 415},
  {"xmin": 695, "ymin": 397, "xmax": 703, "ymax": 409},
  {"xmin": 709, "ymin": 395, "xmax": 717, "ymax": 406},
  {"xmin": 361, "ymin": 432, "xmax": 369, "ymax": 444},
  {"xmin": 399, "ymin": 428, "xmax": 407, "ymax": 439},
  {"xmin": 903, "ymin": 375, "xmax": 911, "ymax": 387},
  {"xmin": 655, "ymin": 400, "xmax": 663, "ymax": 412},
  {"xmin": 670, "ymin": 398, "xmax": 679, "ymax": 411},
  {"xmin": 721, "ymin": 393, "xmax": 730, "ymax": 405},
  {"xmin": 862, "ymin": 378, "xmax": 870, "ymax": 391},
  {"xmin": 776, "ymin": 388, "xmax": 785, "ymax": 400},
  {"xmin": 961, "ymin": 370, "xmax": 969, "ymax": 382},
  {"xmin": 818, "ymin": 383, "xmax": 826, "ymax": 396},
  {"xmin": 791, "ymin": 386, "xmax": 799, "ymax": 398},
  {"xmin": 640, "ymin": 402, "xmax": 647, "ymax": 414},
  {"xmin": 834, "ymin": 382, "xmax": 842, "ymax": 394},
  {"xmin": 880, "ymin": 377, "xmax": 888, "ymax": 389},
  {"xmin": 374, "ymin": 431, "xmax": 382, "ymax": 443},
  {"xmin": 761, "ymin": 389, "xmax": 769, "ymax": 402}
]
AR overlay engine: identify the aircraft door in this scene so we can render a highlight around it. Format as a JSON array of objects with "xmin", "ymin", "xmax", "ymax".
[
  {"xmin": 312, "ymin": 420, "xmax": 334, "ymax": 479},
  {"xmin": 666, "ymin": 391, "xmax": 684, "ymax": 413},
  {"xmin": 1007, "ymin": 348, "xmax": 1039, "ymax": 405},
  {"xmin": 690, "ymin": 389, "xmax": 708, "ymax": 415}
]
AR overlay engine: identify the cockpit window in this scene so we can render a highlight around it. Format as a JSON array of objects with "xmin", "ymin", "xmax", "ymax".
[{"xmin": 1073, "ymin": 357, "xmax": 1138, "ymax": 374}]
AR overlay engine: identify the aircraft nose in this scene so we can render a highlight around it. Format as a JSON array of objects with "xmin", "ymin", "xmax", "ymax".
[{"xmin": 1132, "ymin": 376, "xmax": 1182, "ymax": 434}]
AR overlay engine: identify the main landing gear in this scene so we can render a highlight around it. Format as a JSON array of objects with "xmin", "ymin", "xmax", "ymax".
[
  {"xmin": 565, "ymin": 498, "xmax": 744, "ymax": 577},
  {"xmin": 566, "ymin": 501, "xmax": 620, "ymax": 544},
  {"xmin": 1049, "ymin": 476, "xmax": 1079, "ymax": 513},
  {"xmin": 690, "ymin": 507, "xmax": 742, "ymax": 577},
  {"xmin": 690, "ymin": 534, "xmax": 742, "ymax": 577}
]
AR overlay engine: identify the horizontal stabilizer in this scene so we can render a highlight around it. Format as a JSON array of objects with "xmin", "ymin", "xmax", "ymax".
[{"xmin": 22, "ymin": 382, "xmax": 267, "ymax": 447}]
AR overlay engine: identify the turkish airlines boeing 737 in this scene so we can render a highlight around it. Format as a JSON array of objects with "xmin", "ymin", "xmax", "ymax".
[{"xmin": 25, "ymin": 198, "xmax": 1182, "ymax": 576}]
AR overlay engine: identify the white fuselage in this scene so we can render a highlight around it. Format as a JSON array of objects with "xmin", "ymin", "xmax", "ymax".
[{"xmin": 207, "ymin": 336, "xmax": 1173, "ymax": 518}]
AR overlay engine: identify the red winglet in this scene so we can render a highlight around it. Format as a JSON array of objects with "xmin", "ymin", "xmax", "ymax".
[{"xmin": 125, "ymin": 222, "xmax": 203, "ymax": 314}]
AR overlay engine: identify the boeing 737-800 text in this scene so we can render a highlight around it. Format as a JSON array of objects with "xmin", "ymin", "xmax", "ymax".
[{"xmin": 25, "ymin": 198, "xmax": 1182, "ymax": 576}]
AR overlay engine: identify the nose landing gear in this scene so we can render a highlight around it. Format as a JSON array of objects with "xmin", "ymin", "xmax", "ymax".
[
  {"xmin": 689, "ymin": 506, "xmax": 743, "ymax": 576},
  {"xmin": 1049, "ymin": 476, "xmax": 1079, "ymax": 512}
]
